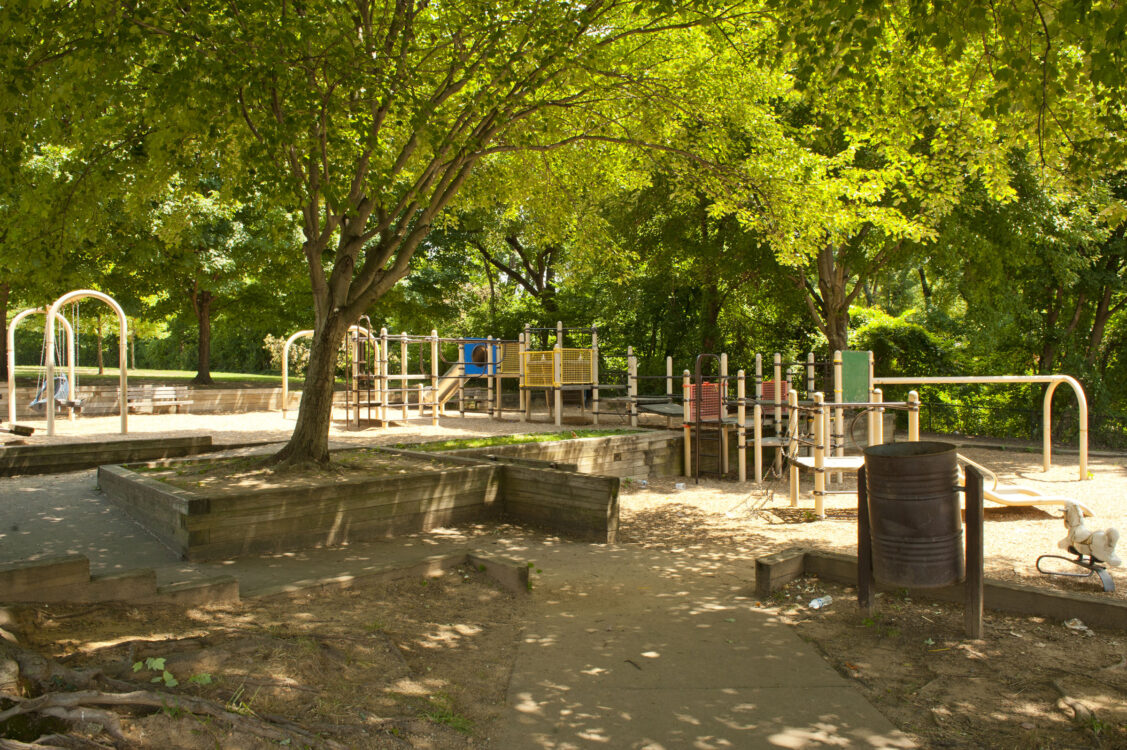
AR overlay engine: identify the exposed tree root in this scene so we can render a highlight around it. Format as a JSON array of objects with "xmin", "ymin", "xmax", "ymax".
[
  {"xmin": 0, "ymin": 641, "xmax": 347, "ymax": 749},
  {"xmin": 0, "ymin": 689, "xmax": 346, "ymax": 749}
]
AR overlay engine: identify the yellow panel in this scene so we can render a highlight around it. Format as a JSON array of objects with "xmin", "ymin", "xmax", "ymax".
[
  {"xmin": 523, "ymin": 348, "xmax": 594, "ymax": 386},
  {"xmin": 560, "ymin": 348, "xmax": 593, "ymax": 385},
  {"xmin": 523, "ymin": 351, "xmax": 555, "ymax": 387},
  {"xmin": 500, "ymin": 342, "xmax": 521, "ymax": 374}
]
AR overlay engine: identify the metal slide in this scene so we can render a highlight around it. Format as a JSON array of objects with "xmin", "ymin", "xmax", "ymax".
[
  {"xmin": 428, "ymin": 363, "xmax": 473, "ymax": 406},
  {"xmin": 957, "ymin": 453, "xmax": 1094, "ymax": 516}
]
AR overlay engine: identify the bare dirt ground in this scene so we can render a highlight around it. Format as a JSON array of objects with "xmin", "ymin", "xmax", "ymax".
[
  {"xmin": 616, "ymin": 442, "xmax": 1127, "ymax": 750},
  {"xmin": 1, "ymin": 561, "xmax": 527, "ymax": 749},
  {"xmin": 2, "ymin": 409, "xmax": 1126, "ymax": 748}
]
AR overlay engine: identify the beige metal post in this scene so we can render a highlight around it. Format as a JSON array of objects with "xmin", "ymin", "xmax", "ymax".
[
  {"xmin": 813, "ymin": 392, "xmax": 825, "ymax": 518},
  {"xmin": 871, "ymin": 388, "xmax": 883, "ymax": 445},
  {"xmin": 591, "ymin": 328, "xmax": 599, "ymax": 426},
  {"xmin": 553, "ymin": 321, "xmax": 563, "ymax": 427},
  {"xmin": 399, "ymin": 334, "xmax": 408, "ymax": 421},
  {"xmin": 430, "ymin": 330, "xmax": 439, "ymax": 424},
  {"xmin": 833, "ymin": 350, "xmax": 844, "ymax": 484},
  {"xmin": 520, "ymin": 327, "xmax": 529, "ymax": 422},
  {"xmin": 788, "ymin": 390, "xmax": 799, "ymax": 506},
  {"xmin": 737, "ymin": 369, "xmax": 746, "ymax": 483},
  {"xmin": 773, "ymin": 353, "xmax": 783, "ymax": 475},
  {"xmin": 488, "ymin": 336, "xmax": 497, "ymax": 420},
  {"xmin": 683, "ymin": 370, "xmax": 692, "ymax": 477},
  {"xmin": 753, "ymin": 403, "xmax": 763, "ymax": 484},
  {"xmin": 807, "ymin": 352, "xmax": 815, "ymax": 397},
  {"xmin": 379, "ymin": 328, "xmax": 389, "ymax": 425},
  {"xmin": 627, "ymin": 346, "xmax": 638, "ymax": 428},
  {"xmin": 908, "ymin": 390, "xmax": 920, "ymax": 441},
  {"xmin": 719, "ymin": 353, "xmax": 729, "ymax": 474}
]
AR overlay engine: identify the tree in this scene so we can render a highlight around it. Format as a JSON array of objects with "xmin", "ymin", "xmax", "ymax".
[
  {"xmin": 127, "ymin": 0, "xmax": 732, "ymax": 464},
  {"xmin": 144, "ymin": 178, "xmax": 300, "ymax": 384}
]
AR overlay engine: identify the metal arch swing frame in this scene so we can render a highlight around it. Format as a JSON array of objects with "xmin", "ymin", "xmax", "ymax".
[
  {"xmin": 45, "ymin": 290, "xmax": 129, "ymax": 436},
  {"xmin": 7, "ymin": 308, "xmax": 77, "ymax": 424},
  {"xmin": 280, "ymin": 325, "xmax": 379, "ymax": 419}
]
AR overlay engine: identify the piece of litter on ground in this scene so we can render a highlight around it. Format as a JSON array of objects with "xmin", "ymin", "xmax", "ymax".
[{"xmin": 1064, "ymin": 618, "xmax": 1091, "ymax": 633}]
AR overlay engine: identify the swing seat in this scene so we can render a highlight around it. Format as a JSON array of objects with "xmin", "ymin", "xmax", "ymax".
[
  {"xmin": 29, "ymin": 375, "xmax": 82, "ymax": 412},
  {"xmin": 29, "ymin": 375, "xmax": 70, "ymax": 411}
]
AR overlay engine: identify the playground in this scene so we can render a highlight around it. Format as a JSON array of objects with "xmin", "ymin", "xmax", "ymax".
[
  {"xmin": 1, "ymin": 410, "xmax": 1125, "ymax": 748},
  {"xmin": 2, "ymin": 300, "xmax": 1126, "ymax": 747}
]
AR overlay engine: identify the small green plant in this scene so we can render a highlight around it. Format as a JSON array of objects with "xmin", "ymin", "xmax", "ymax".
[
  {"xmin": 133, "ymin": 656, "xmax": 179, "ymax": 687},
  {"xmin": 226, "ymin": 684, "xmax": 260, "ymax": 716},
  {"xmin": 188, "ymin": 672, "xmax": 214, "ymax": 687},
  {"xmin": 364, "ymin": 619, "xmax": 386, "ymax": 633},
  {"xmin": 161, "ymin": 701, "xmax": 185, "ymax": 718},
  {"xmin": 422, "ymin": 694, "xmax": 474, "ymax": 734},
  {"xmin": 525, "ymin": 561, "xmax": 542, "ymax": 591}
]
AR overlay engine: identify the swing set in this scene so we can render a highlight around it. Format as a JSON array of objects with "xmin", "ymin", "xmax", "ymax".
[{"xmin": 5, "ymin": 290, "xmax": 130, "ymax": 436}]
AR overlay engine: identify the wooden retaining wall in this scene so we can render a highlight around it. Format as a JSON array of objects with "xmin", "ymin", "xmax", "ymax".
[
  {"xmin": 383, "ymin": 448, "xmax": 620, "ymax": 544},
  {"xmin": 501, "ymin": 464, "xmax": 619, "ymax": 543},
  {"xmin": 449, "ymin": 430, "xmax": 683, "ymax": 479},
  {"xmin": 1, "ymin": 436, "xmax": 213, "ymax": 476},
  {"xmin": 1, "ymin": 386, "xmax": 309, "ymax": 419},
  {"xmin": 100, "ymin": 461, "xmax": 503, "ymax": 561}
]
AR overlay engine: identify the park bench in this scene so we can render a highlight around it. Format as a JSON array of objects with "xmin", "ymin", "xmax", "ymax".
[{"xmin": 125, "ymin": 385, "xmax": 193, "ymax": 414}]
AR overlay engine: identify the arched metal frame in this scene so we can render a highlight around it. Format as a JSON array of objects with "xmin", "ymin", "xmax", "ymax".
[
  {"xmin": 871, "ymin": 374, "xmax": 1089, "ymax": 481},
  {"xmin": 45, "ymin": 290, "xmax": 129, "ymax": 436},
  {"xmin": 7, "ymin": 308, "xmax": 76, "ymax": 424},
  {"xmin": 281, "ymin": 326, "xmax": 376, "ymax": 417}
]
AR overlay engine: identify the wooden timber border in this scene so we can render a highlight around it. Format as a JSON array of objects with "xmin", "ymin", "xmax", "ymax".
[
  {"xmin": 0, "ymin": 436, "xmax": 214, "ymax": 476},
  {"xmin": 445, "ymin": 429, "xmax": 684, "ymax": 479},
  {"xmin": 95, "ymin": 432, "xmax": 685, "ymax": 561},
  {"xmin": 755, "ymin": 547, "xmax": 1127, "ymax": 632}
]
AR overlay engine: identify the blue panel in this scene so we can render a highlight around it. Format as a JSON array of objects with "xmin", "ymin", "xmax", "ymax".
[{"xmin": 463, "ymin": 339, "xmax": 499, "ymax": 375}]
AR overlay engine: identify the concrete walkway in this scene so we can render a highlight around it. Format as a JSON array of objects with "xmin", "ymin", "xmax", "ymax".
[
  {"xmin": 486, "ymin": 538, "xmax": 917, "ymax": 749},
  {"xmin": 0, "ymin": 455, "xmax": 916, "ymax": 748}
]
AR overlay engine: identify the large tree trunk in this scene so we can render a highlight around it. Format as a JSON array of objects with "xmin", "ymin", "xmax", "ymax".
[
  {"xmin": 701, "ymin": 282, "xmax": 722, "ymax": 353},
  {"xmin": 191, "ymin": 289, "xmax": 214, "ymax": 385},
  {"xmin": 271, "ymin": 314, "xmax": 348, "ymax": 466}
]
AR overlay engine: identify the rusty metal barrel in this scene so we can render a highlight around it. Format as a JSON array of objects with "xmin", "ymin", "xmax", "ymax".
[{"xmin": 862, "ymin": 441, "xmax": 963, "ymax": 588}]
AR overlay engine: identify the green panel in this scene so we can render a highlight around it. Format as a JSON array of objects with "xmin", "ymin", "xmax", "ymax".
[{"xmin": 841, "ymin": 350, "xmax": 871, "ymax": 404}]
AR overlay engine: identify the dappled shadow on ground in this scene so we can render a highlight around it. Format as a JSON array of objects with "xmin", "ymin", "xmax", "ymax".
[{"xmin": 479, "ymin": 524, "xmax": 917, "ymax": 749}]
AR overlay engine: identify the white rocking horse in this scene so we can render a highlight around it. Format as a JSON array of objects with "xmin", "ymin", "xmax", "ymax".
[
  {"xmin": 1059, "ymin": 501, "xmax": 1121, "ymax": 567},
  {"xmin": 1038, "ymin": 501, "xmax": 1120, "ymax": 592}
]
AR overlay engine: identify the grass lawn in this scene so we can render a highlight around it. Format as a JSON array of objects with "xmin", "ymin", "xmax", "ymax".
[{"xmin": 395, "ymin": 429, "xmax": 643, "ymax": 452}]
